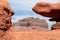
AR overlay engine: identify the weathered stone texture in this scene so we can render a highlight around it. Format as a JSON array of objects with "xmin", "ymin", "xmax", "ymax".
[
  {"xmin": 0, "ymin": 0, "xmax": 14, "ymax": 38},
  {"xmin": 32, "ymin": 2, "xmax": 60, "ymax": 30}
]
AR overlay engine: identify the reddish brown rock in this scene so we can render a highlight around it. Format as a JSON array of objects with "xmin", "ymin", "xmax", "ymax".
[
  {"xmin": 32, "ymin": 2, "xmax": 60, "ymax": 18},
  {"xmin": 51, "ymin": 22, "xmax": 60, "ymax": 30},
  {"xmin": 0, "ymin": 0, "xmax": 14, "ymax": 31},
  {"xmin": 32, "ymin": 2, "xmax": 60, "ymax": 30},
  {"xmin": 0, "ymin": 0, "xmax": 14, "ymax": 38},
  {"xmin": 0, "ymin": 0, "xmax": 14, "ymax": 15},
  {"xmin": 32, "ymin": 2, "xmax": 60, "ymax": 22}
]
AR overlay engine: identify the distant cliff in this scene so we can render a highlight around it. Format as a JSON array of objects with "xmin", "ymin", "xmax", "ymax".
[{"xmin": 13, "ymin": 17, "xmax": 48, "ymax": 31}]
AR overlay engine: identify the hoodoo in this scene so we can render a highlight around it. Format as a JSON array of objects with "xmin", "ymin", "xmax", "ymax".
[
  {"xmin": 32, "ymin": 2, "xmax": 60, "ymax": 22},
  {"xmin": 32, "ymin": 2, "xmax": 60, "ymax": 30},
  {"xmin": 0, "ymin": 0, "xmax": 14, "ymax": 38}
]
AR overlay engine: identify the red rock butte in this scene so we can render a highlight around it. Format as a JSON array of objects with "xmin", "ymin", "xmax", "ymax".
[{"xmin": 32, "ymin": 2, "xmax": 60, "ymax": 22}]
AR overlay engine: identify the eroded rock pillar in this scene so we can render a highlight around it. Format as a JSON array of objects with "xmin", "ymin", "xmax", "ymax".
[
  {"xmin": 0, "ymin": 0, "xmax": 14, "ymax": 37},
  {"xmin": 32, "ymin": 2, "xmax": 60, "ymax": 30}
]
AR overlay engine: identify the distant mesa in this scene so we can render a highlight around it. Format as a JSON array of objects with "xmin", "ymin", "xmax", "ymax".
[
  {"xmin": 13, "ymin": 17, "xmax": 48, "ymax": 28},
  {"xmin": 13, "ymin": 17, "xmax": 48, "ymax": 31}
]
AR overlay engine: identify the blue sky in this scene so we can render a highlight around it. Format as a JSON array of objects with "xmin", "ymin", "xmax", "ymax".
[{"xmin": 8, "ymin": 0, "xmax": 60, "ymax": 30}]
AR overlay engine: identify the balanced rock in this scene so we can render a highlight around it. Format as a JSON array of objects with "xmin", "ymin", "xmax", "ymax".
[
  {"xmin": 32, "ymin": 2, "xmax": 60, "ymax": 30},
  {"xmin": 32, "ymin": 2, "xmax": 60, "ymax": 22},
  {"xmin": 0, "ymin": 0, "xmax": 14, "ymax": 38}
]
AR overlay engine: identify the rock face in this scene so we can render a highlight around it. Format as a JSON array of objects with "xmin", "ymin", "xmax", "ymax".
[
  {"xmin": 32, "ymin": 2, "xmax": 60, "ymax": 30},
  {"xmin": 0, "ymin": 0, "xmax": 14, "ymax": 38},
  {"xmin": 32, "ymin": 2, "xmax": 60, "ymax": 22},
  {"xmin": 13, "ymin": 17, "xmax": 48, "ymax": 31},
  {"xmin": 51, "ymin": 22, "xmax": 60, "ymax": 30}
]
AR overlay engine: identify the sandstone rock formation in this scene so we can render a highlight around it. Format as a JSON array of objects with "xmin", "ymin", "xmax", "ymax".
[
  {"xmin": 13, "ymin": 17, "xmax": 48, "ymax": 31},
  {"xmin": 32, "ymin": 2, "xmax": 60, "ymax": 30},
  {"xmin": 51, "ymin": 22, "xmax": 60, "ymax": 30},
  {"xmin": 0, "ymin": 0, "xmax": 14, "ymax": 38},
  {"xmin": 32, "ymin": 2, "xmax": 60, "ymax": 22},
  {"xmin": 13, "ymin": 17, "xmax": 47, "ymax": 27}
]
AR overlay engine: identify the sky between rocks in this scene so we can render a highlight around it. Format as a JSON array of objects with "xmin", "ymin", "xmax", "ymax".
[{"xmin": 8, "ymin": 0, "xmax": 60, "ymax": 30}]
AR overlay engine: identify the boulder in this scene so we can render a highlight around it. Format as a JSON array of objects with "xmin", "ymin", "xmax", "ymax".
[
  {"xmin": 32, "ymin": 2, "xmax": 60, "ymax": 21},
  {"xmin": 51, "ymin": 22, "xmax": 60, "ymax": 30},
  {"xmin": 0, "ymin": 0, "xmax": 14, "ymax": 38}
]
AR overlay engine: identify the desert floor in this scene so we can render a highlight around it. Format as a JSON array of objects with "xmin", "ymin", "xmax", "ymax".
[{"xmin": 4, "ymin": 28, "xmax": 60, "ymax": 40}]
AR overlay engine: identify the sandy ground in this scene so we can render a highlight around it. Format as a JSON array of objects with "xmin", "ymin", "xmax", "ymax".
[{"xmin": 4, "ymin": 29, "xmax": 60, "ymax": 40}]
